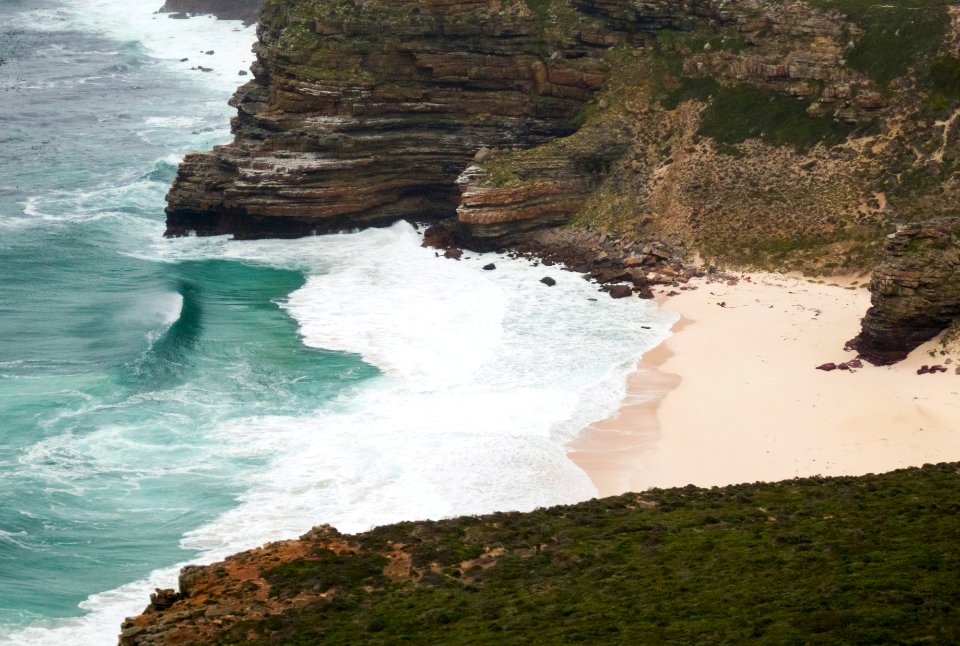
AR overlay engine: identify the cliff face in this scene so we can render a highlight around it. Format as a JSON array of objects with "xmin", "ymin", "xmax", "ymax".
[
  {"xmin": 165, "ymin": 0, "xmax": 615, "ymax": 238},
  {"xmin": 120, "ymin": 464, "xmax": 960, "ymax": 645},
  {"xmin": 851, "ymin": 217, "xmax": 960, "ymax": 364},
  {"xmin": 165, "ymin": 0, "xmax": 960, "ymax": 355},
  {"xmin": 164, "ymin": 0, "xmax": 888, "ymax": 242}
]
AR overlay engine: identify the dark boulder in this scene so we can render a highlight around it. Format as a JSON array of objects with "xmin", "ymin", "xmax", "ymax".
[
  {"xmin": 609, "ymin": 284, "xmax": 632, "ymax": 299},
  {"xmin": 147, "ymin": 588, "xmax": 185, "ymax": 613}
]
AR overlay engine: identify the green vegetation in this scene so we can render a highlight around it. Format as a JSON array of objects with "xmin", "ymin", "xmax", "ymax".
[
  {"xmin": 265, "ymin": 549, "xmax": 388, "ymax": 598},
  {"xmin": 649, "ymin": 30, "xmax": 857, "ymax": 151},
  {"xmin": 707, "ymin": 228, "xmax": 884, "ymax": 272},
  {"xmin": 225, "ymin": 464, "xmax": 960, "ymax": 645},
  {"xmin": 804, "ymin": 0, "xmax": 951, "ymax": 87},
  {"xmin": 926, "ymin": 56, "xmax": 960, "ymax": 111},
  {"xmin": 662, "ymin": 75, "xmax": 720, "ymax": 110},
  {"xmin": 697, "ymin": 84, "xmax": 856, "ymax": 152},
  {"xmin": 656, "ymin": 28, "xmax": 750, "ymax": 61}
]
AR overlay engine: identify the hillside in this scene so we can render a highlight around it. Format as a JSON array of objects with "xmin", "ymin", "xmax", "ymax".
[{"xmin": 121, "ymin": 463, "xmax": 960, "ymax": 644}]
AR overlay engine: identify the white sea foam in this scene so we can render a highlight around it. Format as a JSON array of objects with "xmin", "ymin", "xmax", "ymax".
[
  {"xmin": 1, "ymin": 222, "xmax": 676, "ymax": 645},
  {"xmin": 9, "ymin": 0, "xmax": 257, "ymax": 94},
  {"xmin": 4, "ymin": 179, "xmax": 170, "ymax": 231},
  {"xmin": 0, "ymin": 1, "xmax": 679, "ymax": 641},
  {"xmin": 155, "ymin": 221, "xmax": 677, "ymax": 456}
]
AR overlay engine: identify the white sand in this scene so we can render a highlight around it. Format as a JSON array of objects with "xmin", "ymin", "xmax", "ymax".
[{"xmin": 569, "ymin": 272, "xmax": 960, "ymax": 497}]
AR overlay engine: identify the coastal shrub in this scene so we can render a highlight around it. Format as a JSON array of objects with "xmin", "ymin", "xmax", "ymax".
[
  {"xmin": 225, "ymin": 464, "xmax": 960, "ymax": 645},
  {"xmin": 697, "ymin": 84, "xmax": 855, "ymax": 151},
  {"xmin": 926, "ymin": 56, "xmax": 960, "ymax": 111},
  {"xmin": 803, "ymin": 0, "xmax": 951, "ymax": 86},
  {"xmin": 264, "ymin": 549, "xmax": 387, "ymax": 597}
]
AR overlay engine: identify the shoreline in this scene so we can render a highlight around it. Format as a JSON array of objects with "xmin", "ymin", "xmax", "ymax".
[
  {"xmin": 567, "ymin": 319, "xmax": 684, "ymax": 496},
  {"xmin": 571, "ymin": 272, "xmax": 960, "ymax": 498}
]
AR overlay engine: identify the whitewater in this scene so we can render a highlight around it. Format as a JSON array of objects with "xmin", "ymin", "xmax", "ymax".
[{"xmin": 0, "ymin": 0, "xmax": 675, "ymax": 643}]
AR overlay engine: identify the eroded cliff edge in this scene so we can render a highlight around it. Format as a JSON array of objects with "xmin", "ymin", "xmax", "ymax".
[{"xmin": 165, "ymin": 0, "xmax": 960, "ymax": 356}]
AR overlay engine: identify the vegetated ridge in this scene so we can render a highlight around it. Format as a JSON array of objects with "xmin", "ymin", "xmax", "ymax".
[{"xmin": 121, "ymin": 463, "xmax": 960, "ymax": 644}]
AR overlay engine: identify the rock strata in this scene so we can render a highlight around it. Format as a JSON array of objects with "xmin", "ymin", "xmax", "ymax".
[
  {"xmin": 165, "ymin": 0, "xmax": 613, "ymax": 238},
  {"xmin": 851, "ymin": 218, "xmax": 960, "ymax": 365},
  {"xmin": 165, "ymin": 0, "xmax": 896, "ymax": 247}
]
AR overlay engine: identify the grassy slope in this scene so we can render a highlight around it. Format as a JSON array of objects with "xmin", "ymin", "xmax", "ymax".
[{"xmin": 221, "ymin": 463, "xmax": 960, "ymax": 645}]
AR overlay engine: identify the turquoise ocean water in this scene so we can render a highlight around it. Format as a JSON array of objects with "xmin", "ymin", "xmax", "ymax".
[{"xmin": 0, "ymin": 1, "xmax": 676, "ymax": 642}]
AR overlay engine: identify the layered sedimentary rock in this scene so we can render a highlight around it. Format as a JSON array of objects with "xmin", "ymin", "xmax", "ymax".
[
  {"xmin": 164, "ymin": 0, "xmax": 881, "ymax": 241},
  {"xmin": 165, "ymin": 0, "xmax": 622, "ymax": 237},
  {"xmin": 159, "ymin": 0, "xmax": 265, "ymax": 22},
  {"xmin": 852, "ymin": 218, "xmax": 960, "ymax": 364}
]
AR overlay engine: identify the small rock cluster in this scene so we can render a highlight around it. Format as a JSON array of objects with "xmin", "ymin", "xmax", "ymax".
[{"xmin": 422, "ymin": 222, "xmax": 716, "ymax": 300}]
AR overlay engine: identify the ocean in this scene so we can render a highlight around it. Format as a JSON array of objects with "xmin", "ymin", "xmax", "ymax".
[{"xmin": 0, "ymin": 0, "xmax": 676, "ymax": 642}]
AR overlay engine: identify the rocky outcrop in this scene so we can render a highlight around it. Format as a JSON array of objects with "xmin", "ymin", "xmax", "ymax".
[
  {"xmin": 164, "ymin": 0, "xmax": 887, "ymax": 244},
  {"xmin": 455, "ymin": 115, "xmax": 632, "ymax": 246},
  {"xmin": 851, "ymin": 218, "xmax": 960, "ymax": 365},
  {"xmin": 165, "ymin": 0, "xmax": 623, "ymax": 237},
  {"xmin": 159, "ymin": 0, "xmax": 264, "ymax": 23}
]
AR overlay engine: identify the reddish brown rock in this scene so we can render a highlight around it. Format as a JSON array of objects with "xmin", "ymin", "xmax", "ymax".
[
  {"xmin": 165, "ymin": 0, "xmax": 618, "ymax": 239},
  {"xmin": 608, "ymin": 284, "xmax": 632, "ymax": 299}
]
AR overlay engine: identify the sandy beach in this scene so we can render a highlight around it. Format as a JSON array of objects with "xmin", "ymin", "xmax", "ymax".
[{"xmin": 570, "ymin": 272, "xmax": 960, "ymax": 497}]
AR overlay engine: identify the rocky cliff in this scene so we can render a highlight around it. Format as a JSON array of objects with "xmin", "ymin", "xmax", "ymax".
[
  {"xmin": 850, "ymin": 217, "xmax": 960, "ymax": 364},
  {"xmin": 120, "ymin": 463, "xmax": 960, "ymax": 644},
  {"xmin": 165, "ymin": 0, "xmax": 614, "ymax": 238},
  {"xmin": 165, "ymin": 0, "xmax": 960, "ymax": 359}
]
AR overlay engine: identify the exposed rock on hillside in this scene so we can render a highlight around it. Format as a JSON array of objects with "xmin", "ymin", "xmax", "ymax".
[
  {"xmin": 165, "ymin": 0, "xmax": 897, "ymax": 244},
  {"xmin": 165, "ymin": 0, "xmax": 614, "ymax": 238},
  {"xmin": 851, "ymin": 217, "xmax": 960, "ymax": 364}
]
